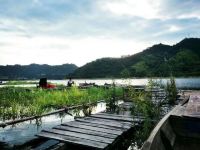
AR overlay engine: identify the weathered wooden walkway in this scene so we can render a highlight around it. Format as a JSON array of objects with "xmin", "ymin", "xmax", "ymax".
[{"xmin": 37, "ymin": 111, "xmax": 135, "ymax": 150}]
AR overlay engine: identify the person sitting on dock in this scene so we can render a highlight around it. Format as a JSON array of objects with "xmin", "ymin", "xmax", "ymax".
[{"xmin": 67, "ymin": 78, "xmax": 74, "ymax": 87}]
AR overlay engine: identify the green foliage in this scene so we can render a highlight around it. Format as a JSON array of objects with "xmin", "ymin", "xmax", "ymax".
[
  {"xmin": 0, "ymin": 63, "xmax": 77, "ymax": 80},
  {"xmin": 130, "ymin": 79, "xmax": 168, "ymax": 147},
  {"xmin": 5, "ymin": 80, "xmax": 38, "ymax": 85},
  {"xmin": 72, "ymin": 38, "xmax": 200, "ymax": 78},
  {"xmin": 131, "ymin": 92, "xmax": 154, "ymax": 117},
  {"xmin": 169, "ymin": 49, "xmax": 200, "ymax": 76},
  {"xmin": 130, "ymin": 90, "xmax": 157, "ymax": 146},
  {"xmin": 165, "ymin": 76, "xmax": 177, "ymax": 104},
  {"xmin": 146, "ymin": 78, "xmax": 164, "ymax": 90},
  {"xmin": 72, "ymin": 58, "xmax": 125, "ymax": 78},
  {"xmin": 120, "ymin": 68, "xmax": 131, "ymax": 78},
  {"xmin": 0, "ymin": 86, "xmax": 123, "ymax": 121},
  {"xmin": 106, "ymin": 82, "xmax": 124, "ymax": 112},
  {"xmin": 131, "ymin": 61, "xmax": 149, "ymax": 77},
  {"xmin": 130, "ymin": 77, "xmax": 177, "ymax": 147}
]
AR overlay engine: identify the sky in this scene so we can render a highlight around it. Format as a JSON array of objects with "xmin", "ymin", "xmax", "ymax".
[{"xmin": 0, "ymin": 0, "xmax": 200, "ymax": 67}]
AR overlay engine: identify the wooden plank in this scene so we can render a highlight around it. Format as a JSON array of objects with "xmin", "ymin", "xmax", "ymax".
[
  {"xmin": 54, "ymin": 125, "xmax": 117, "ymax": 139},
  {"xmin": 97, "ymin": 112, "xmax": 133, "ymax": 119},
  {"xmin": 43, "ymin": 129, "xmax": 113, "ymax": 144},
  {"xmin": 76, "ymin": 117, "xmax": 131, "ymax": 128},
  {"xmin": 95, "ymin": 113, "xmax": 133, "ymax": 119},
  {"xmin": 75, "ymin": 121, "xmax": 127, "ymax": 132},
  {"xmin": 185, "ymin": 95, "xmax": 200, "ymax": 117},
  {"xmin": 61, "ymin": 122, "xmax": 122, "ymax": 135},
  {"xmin": 62, "ymin": 121, "xmax": 125, "ymax": 131},
  {"xmin": 37, "ymin": 131, "xmax": 107, "ymax": 149},
  {"xmin": 75, "ymin": 118, "xmax": 131, "ymax": 129},
  {"xmin": 91, "ymin": 114, "xmax": 133, "ymax": 122},
  {"xmin": 88, "ymin": 116, "xmax": 143, "ymax": 124},
  {"xmin": 84, "ymin": 116, "xmax": 133, "ymax": 124},
  {"xmin": 98, "ymin": 112, "xmax": 144, "ymax": 120},
  {"xmin": 33, "ymin": 139, "xmax": 59, "ymax": 150}
]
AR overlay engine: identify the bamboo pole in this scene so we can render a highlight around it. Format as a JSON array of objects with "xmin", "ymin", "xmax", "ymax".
[{"xmin": 0, "ymin": 100, "xmax": 105, "ymax": 128}]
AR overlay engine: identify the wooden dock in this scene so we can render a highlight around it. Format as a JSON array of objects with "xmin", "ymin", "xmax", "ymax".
[
  {"xmin": 184, "ymin": 95, "xmax": 200, "ymax": 117},
  {"xmin": 37, "ymin": 111, "xmax": 134, "ymax": 150}
]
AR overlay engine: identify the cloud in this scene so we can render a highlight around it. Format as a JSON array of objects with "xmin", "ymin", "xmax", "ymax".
[
  {"xmin": 152, "ymin": 25, "xmax": 182, "ymax": 37},
  {"xmin": 0, "ymin": 0, "xmax": 200, "ymax": 66},
  {"xmin": 0, "ymin": 34, "xmax": 150, "ymax": 66},
  {"xmin": 100, "ymin": 0, "xmax": 162, "ymax": 19},
  {"xmin": 1, "ymin": 0, "xmax": 199, "ymax": 39},
  {"xmin": 100, "ymin": 0, "xmax": 200, "ymax": 20},
  {"xmin": 168, "ymin": 25, "xmax": 182, "ymax": 32}
]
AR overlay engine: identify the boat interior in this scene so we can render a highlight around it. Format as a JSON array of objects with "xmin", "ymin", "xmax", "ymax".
[{"xmin": 142, "ymin": 95, "xmax": 200, "ymax": 150}]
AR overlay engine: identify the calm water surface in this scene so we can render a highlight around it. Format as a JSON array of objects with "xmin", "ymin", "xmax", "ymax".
[
  {"xmin": 0, "ymin": 102, "xmax": 106, "ymax": 148},
  {"xmin": 57, "ymin": 78, "xmax": 200, "ymax": 89},
  {"xmin": 1, "ymin": 78, "xmax": 200, "ymax": 89}
]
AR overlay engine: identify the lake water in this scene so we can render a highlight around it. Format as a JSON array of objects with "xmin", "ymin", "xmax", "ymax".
[
  {"xmin": 53, "ymin": 77, "xmax": 200, "ymax": 89},
  {"xmin": 1, "ymin": 78, "xmax": 200, "ymax": 89},
  {"xmin": 0, "ymin": 102, "xmax": 106, "ymax": 148}
]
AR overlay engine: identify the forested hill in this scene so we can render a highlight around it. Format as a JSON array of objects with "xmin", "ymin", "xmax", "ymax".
[
  {"xmin": 72, "ymin": 38, "xmax": 200, "ymax": 78},
  {"xmin": 0, "ymin": 64, "xmax": 78, "ymax": 79}
]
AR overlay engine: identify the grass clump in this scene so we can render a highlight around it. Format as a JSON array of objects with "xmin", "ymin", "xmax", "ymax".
[
  {"xmin": 0, "ymin": 86, "xmax": 123, "ymax": 121},
  {"xmin": 4, "ymin": 80, "xmax": 38, "ymax": 85},
  {"xmin": 130, "ymin": 78, "xmax": 177, "ymax": 148},
  {"xmin": 165, "ymin": 76, "xmax": 177, "ymax": 104}
]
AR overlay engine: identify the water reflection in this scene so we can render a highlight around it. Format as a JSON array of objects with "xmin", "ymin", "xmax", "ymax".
[
  {"xmin": 0, "ymin": 102, "xmax": 106, "ymax": 148},
  {"xmin": 0, "ymin": 114, "xmax": 73, "ymax": 146}
]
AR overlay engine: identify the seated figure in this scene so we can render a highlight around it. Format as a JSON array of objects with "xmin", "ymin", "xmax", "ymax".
[{"xmin": 67, "ymin": 78, "xmax": 74, "ymax": 87}]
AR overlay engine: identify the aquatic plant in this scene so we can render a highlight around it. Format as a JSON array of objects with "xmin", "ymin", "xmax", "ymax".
[
  {"xmin": 129, "ymin": 77, "xmax": 178, "ymax": 149},
  {"xmin": 130, "ymin": 79, "xmax": 168, "ymax": 148},
  {"xmin": 165, "ymin": 76, "xmax": 177, "ymax": 104},
  {"xmin": 4, "ymin": 80, "xmax": 38, "ymax": 85},
  {"xmin": 105, "ymin": 81, "xmax": 123, "ymax": 112},
  {"xmin": 0, "ymin": 86, "xmax": 123, "ymax": 121}
]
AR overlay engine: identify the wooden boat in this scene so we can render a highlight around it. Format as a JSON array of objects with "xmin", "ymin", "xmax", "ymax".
[
  {"xmin": 78, "ymin": 82, "xmax": 97, "ymax": 89},
  {"xmin": 142, "ymin": 94, "xmax": 200, "ymax": 150}
]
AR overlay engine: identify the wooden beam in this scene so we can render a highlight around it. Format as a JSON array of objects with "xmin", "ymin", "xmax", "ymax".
[
  {"xmin": 62, "ymin": 121, "xmax": 126, "ymax": 131},
  {"xmin": 97, "ymin": 112, "xmax": 134, "ymax": 119},
  {"xmin": 54, "ymin": 125, "xmax": 117, "ymax": 139},
  {"xmin": 37, "ymin": 131, "xmax": 107, "ymax": 149},
  {"xmin": 75, "ymin": 118, "xmax": 131, "ymax": 129},
  {"xmin": 91, "ymin": 114, "xmax": 133, "ymax": 122},
  {"xmin": 61, "ymin": 122, "xmax": 122, "ymax": 135},
  {"xmin": 43, "ymin": 129, "xmax": 113, "ymax": 144}
]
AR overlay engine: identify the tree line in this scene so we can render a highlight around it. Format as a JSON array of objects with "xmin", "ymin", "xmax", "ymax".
[{"xmin": 72, "ymin": 38, "xmax": 200, "ymax": 78}]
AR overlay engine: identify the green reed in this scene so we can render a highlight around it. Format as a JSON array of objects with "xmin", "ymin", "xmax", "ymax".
[
  {"xmin": 4, "ymin": 80, "xmax": 38, "ymax": 85},
  {"xmin": 0, "ymin": 86, "xmax": 123, "ymax": 121}
]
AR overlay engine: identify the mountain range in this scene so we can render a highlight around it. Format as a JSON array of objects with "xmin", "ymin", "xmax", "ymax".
[
  {"xmin": 71, "ymin": 38, "xmax": 200, "ymax": 78},
  {"xmin": 0, "ymin": 64, "xmax": 77, "ymax": 80},
  {"xmin": 0, "ymin": 38, "xmax": 200, "ymax": 79}
]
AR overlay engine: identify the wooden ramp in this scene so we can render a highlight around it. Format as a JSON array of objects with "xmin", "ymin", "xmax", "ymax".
[
  {"xmin": 37, "ymin": 112, "xmax": 134, "ymax": 150},
  {"xmin": 184, "ymin": 95, "xmax": 200, "ymax": 117}
]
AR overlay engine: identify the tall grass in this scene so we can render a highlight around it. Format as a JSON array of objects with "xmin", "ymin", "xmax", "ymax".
[
  {"xmin": 0, "ymin": 86, "xmax": 123, "ymax": 121},
  {"xmin": 165, "ymin": 76, "xmax": 177, "ymax": 104},
  {"xmin": 130, "ymin": 78, "xmax": 177, "ymax": 148},
  {"xmin": 4, "ymin": 80, "xmax": 38, "ymax": 85}
]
